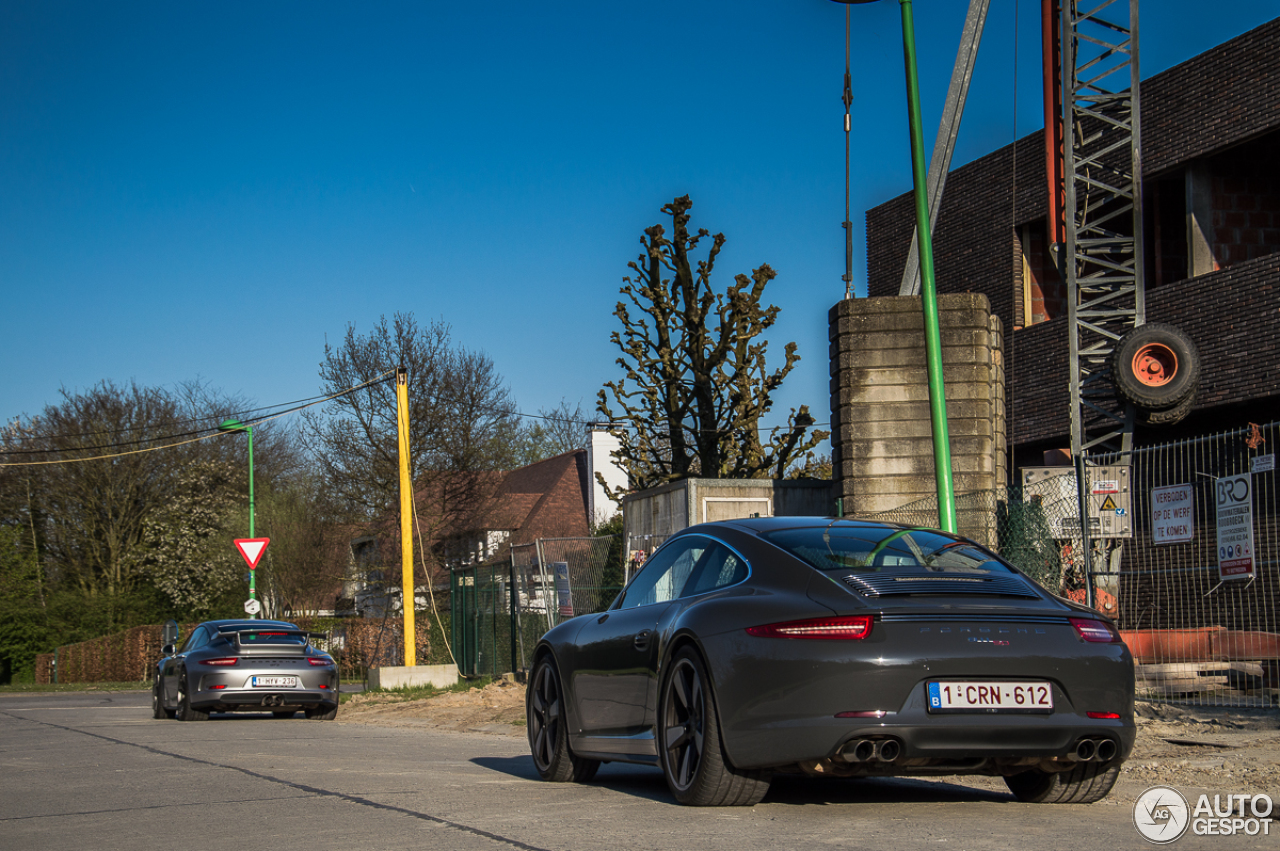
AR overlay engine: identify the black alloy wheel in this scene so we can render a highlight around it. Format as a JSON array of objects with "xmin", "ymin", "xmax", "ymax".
[
  {"xmin": 657, "ymin": 647, "xmax": 769, "ymax": 806},
  {"xmin": 527, "ymin": 656, "xmax": 598, "ymax": 782},
  {"xmin": 151, "ymin": 678, "xmax": 173, "ymax": 719},
  {"xmin": 1004, "ymin": 760, "xmax": 1122, "ymax": 804},
  {"xmin": 305, "ymin": 704, "xmax": 338, "ymax": 721},
  {"xmin": 175, "ymin": 673, "xmax": 209, "ymax": 722}
]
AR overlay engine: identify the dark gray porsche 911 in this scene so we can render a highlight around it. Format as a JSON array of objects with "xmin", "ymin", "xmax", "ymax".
[
  {"xmin": 526, "ymin": 517, "xmax": 1134, "ymax": 806},
  {"xmin": 152, "ymin": 620, "xmax": 339, "ymax": 721}
]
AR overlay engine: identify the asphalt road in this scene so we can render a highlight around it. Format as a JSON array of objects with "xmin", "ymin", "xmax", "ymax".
[{"xmin": 0, "ymin": 691, "xmax": 1266, "ymax": 851}]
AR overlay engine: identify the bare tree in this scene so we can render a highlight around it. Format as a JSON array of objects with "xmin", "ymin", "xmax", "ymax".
[
  {"xmin": 301, "ymin": 313, "xmax": 519, "ymax": 519},
  {"xmin": 251, "ymin": 474, "xmax": 351, "ymax": 619},
  {"xmin": 598, "ymin": 196, "xmax": 828, "ymax": 493}
]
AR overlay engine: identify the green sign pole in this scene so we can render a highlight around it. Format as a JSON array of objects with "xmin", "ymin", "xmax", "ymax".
[
  {"xmin": 830, "ymin": 0, "xmax": 957, "ymax": 534},
  {"xmin": 219, "ymin": 418, "xmax": 257, "ymax": 616},
  {"xmin": 898, "ymin": 0, "xmax": 958, "ymax": 534}
]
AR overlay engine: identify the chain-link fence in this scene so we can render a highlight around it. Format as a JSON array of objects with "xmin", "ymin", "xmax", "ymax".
[
  {"xmin": 863, "ymin": 421, "xmax": 1279, "ymax": 708},
  {"xmin": 452, "ymin": 536, "xmax": 619, "ymax": 678}
]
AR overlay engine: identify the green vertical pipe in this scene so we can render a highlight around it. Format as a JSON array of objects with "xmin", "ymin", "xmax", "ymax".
[
  {"xmin": 246, "ymin": 425, "xmax": 256, "ymax": 616},
  {"xmin": 899, "ymin": 0, "xmax": 958, "ymax": 534}
]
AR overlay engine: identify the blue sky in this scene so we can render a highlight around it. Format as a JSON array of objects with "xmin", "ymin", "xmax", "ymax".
[{"xmin": 3, "ymin": 1, "xmax": 1276, "ymax": 438}]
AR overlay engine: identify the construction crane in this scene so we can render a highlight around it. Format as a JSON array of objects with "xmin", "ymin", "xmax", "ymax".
[{"xmin": 897, "ymin": 0, "xmax": 1155, "ymax": 608}]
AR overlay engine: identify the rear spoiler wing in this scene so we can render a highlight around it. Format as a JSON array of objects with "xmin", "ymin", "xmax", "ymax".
[{"xmin": 215, "ymin": 625, "xmax": 328, "ymax": 647}]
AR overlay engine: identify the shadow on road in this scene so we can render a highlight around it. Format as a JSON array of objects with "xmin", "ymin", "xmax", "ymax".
[{"xmin": 471, "ymin": 753, "xmax": 1014, "ymax": 807}]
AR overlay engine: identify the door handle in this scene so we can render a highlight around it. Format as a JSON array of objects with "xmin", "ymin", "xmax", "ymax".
[{"xmin": 633, "ymin": 630, "xmax": 652, "ymax": 650}]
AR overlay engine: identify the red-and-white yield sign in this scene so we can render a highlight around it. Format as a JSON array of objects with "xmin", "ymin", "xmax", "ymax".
[{"xmin": 234, "ymin": 538, "xmax": 271, "ymax": 570}]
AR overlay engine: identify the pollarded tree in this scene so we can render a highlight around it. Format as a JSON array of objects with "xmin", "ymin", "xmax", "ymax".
[{"xmin": 597, "ymin": 196, "xmax": 828, "ymax": 493}]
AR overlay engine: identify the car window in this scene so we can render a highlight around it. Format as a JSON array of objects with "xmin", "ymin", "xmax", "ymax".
[
  {"xmin": 680, "ymin": 543, "xmax": 748, "ymax": 598},
  {"xmin": 179, "ymin": 627, "xmax": 208, "ymax": 653},
  {"xmin": 618, "ymin": 538, "xmax": 708, "ymax": 610},
  {"xmin": 762, "ymin": 525, "xmax": 1016, "ymax": 575}
]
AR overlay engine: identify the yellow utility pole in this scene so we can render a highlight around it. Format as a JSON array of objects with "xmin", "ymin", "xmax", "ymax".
[{"xmin": 396, "ymin": 367, "xmax": 417, "ymax": 667}]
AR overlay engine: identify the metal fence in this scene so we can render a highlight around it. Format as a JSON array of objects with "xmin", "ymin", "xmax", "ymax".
[
  {"xmin": 452, "ymin": 536, "xmax": 619, "ymax": 678},
  {"xmin": 1096, "ymin": 421, "xmax": 1278, "ymax": 707},
  {"xmin": 864, "ymin": 420, "xmax": 1279, "ymax": 707}
]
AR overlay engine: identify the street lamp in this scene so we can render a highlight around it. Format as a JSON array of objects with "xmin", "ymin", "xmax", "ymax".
[
  {"xmin": 218, "ymin": 417, "xmax": 258, "ymax": 614},
  {"xmin": 831, "ymin": 0, "xmax": 957, "ymax": 533}
]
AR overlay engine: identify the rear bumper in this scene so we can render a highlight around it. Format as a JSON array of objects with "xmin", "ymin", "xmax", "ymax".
[
  {"xmin": 193, "ymin": 688, "xmax": 338, "ymax": 712},
  {"xmin": 721, "ymin": 693, "xmax": 1135, "ymax": 771},
  {"xmin": 191, "ymin": 668, "xmax": 339, "ymax": 712}
]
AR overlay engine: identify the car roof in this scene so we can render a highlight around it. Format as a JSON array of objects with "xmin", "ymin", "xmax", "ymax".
[{"xmin": 688, "ymin": 516, "xmax": 919, "ymax": 535}]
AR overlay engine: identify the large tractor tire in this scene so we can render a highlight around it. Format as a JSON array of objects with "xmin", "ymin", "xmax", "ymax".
[{"xmin": 1111, "ymin": 323, "xmax": 1200, "ymax": 410}]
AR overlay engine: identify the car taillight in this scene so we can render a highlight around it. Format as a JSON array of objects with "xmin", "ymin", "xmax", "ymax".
[
  {"xmin": 1070, "ymin": 618, "xmax": 1120, "ymax": 643},
  {"xmin": 209, "ymin": 684, "xmax": 227, "ymax": 690},
  {"xmin": 200, "ymin": 657, "xmax": 239, "ymax": 666},
  {"xmin": 746, "ymin": 615, "xmax": 873, "ymax": 640},
  {"xmin": 308, "ymin": 657, "xmax": 333, "ymax": 666},
  {"xmin": 1086, "ymin": 711, "xmax": 1121, "ymax": 719}
]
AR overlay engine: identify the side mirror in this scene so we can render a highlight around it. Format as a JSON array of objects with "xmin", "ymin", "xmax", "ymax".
[{"xmin": 161, "ymin": 644, "xmax": 176, "ymax": 656}]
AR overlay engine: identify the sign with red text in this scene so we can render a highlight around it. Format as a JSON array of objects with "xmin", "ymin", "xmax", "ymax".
[{"xmin": 1215, "ymin": 475, "xmax": 1255, "ymax": 581}]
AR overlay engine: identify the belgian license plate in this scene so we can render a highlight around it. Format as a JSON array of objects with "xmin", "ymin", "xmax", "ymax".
[
  {"xmin": 251, "ymin": 676, "xmax": 298, "ymax": 688},
  {"xmin": 927, "ymin": 681, "xmax": 1053, "ymax": 713}
]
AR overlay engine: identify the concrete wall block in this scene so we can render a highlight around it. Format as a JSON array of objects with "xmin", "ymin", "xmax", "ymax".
[
  {"xmin": 842, "ymin": 382, "xmax": 998, "ymax": 405},
  {"xmin": 841, "ymin": 434, "xmax": 994, "ymax": 461},
  {"xmin": 836, "ymin": 417, "xmax": 993, "ymax": 441},
  {"xmin": 832, "ymin": 343, "xmax": 991, "ymax": 371}
]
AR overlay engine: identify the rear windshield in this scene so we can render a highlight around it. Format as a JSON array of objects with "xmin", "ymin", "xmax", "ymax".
[
  {"xmin": 761, "ymin": 525, "xmax": 1015, "ymax": 575},
  {"xmin": 237, "ymin": 631, "xmax": 306, "ymax": 644}
]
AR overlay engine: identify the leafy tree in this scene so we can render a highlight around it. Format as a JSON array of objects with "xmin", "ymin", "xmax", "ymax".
[
  {"xmin": 0, "ymin": 380, "xmax": 295, "ymax": 632},
  {"xmin": 598, "ymin": 196, "xmax": 828, "ymax": 493},
  {"xmin": 142, "ymin": 460, "xmax": 243, "ymax": 615}
]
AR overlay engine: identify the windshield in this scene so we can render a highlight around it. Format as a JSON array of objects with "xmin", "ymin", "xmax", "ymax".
[{"xmin": 761, "ymin": 525, "xmax": 1015, "ymax": 575}]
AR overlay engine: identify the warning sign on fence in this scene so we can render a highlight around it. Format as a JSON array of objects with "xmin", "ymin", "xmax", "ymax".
[
  {"xmin": 1151, "ymin": 484, "xmax": 1194, "ymax": 545},
  {"xmin": 1215, "ymin": 473, "xmax": 1256, "ymax": 581}
]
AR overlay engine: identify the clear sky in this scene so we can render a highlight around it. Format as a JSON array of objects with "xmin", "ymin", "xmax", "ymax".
[{"xmin": 3, "ymin": 1, "xmax": 1276, "ymax": 437}]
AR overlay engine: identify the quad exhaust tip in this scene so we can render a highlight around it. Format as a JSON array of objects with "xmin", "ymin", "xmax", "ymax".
[
  {"xmin": 1072, "ymin": 737, "xmax": 1117, "ymax": 763},
  {"xmin": 840, "ymin": 738, "xmax": 901, "ymax": 764}
]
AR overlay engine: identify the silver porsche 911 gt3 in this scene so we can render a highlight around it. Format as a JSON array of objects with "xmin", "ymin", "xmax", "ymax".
[
  {"xmin": 152, "ymin": 619, "xmax": 339, "ymax": 721},
  {"xmin": 526, "ymin": 517, "xmax": 1135, "ymax": 806}
]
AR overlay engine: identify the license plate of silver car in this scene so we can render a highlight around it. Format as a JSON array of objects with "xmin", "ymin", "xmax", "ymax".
[
  {"xmin": 251, "ymin": 676, "xmax": 298, "ymax": 688},
  {"xmin": 927, "ymin": 681, "xmax": 1053, "ymax": 713}
]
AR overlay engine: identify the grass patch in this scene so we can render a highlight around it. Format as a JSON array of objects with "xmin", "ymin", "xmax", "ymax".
[{"xmin": 0, "ymin": 681, "xmax": 149, "ymax": 694}]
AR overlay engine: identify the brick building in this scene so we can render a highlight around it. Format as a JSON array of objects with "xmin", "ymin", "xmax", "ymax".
[
  {"xmin": 347, "ymin": 450, "xmax": 594, "ymax": 616},
  {"xmin": 864, "ymin": 17, "xmax": 1280, "ymax": 466}
]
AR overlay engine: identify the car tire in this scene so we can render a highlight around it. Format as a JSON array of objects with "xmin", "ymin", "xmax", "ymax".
[
  {"xmin": 527, "ymin": 655, "xmax": 599, "ymax": 783},
  {"xmin": 151, "ymin": 678, "xmax": 174, "ymax": 719},
  {"xmin": 272, "ymin": 710, "xmax": 296, "ymax": 719},
  {"xmin": 1004, "ymin": 760, "xmax": 1122, "ymax": 804},
  {"xmin": 175, "ymin": 673, "xmax": 209, "ymax": 722},
  {"xmin": 304, "ymin": 704, "xmax": 338, "ymax": 721},
  {"xmin": 657, "ymin": 647, "xmax": 770, "ymax": 806},
  {"xmin": 1111, "ymin": 322, "xmax": 1200, "ymax": 410}
]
